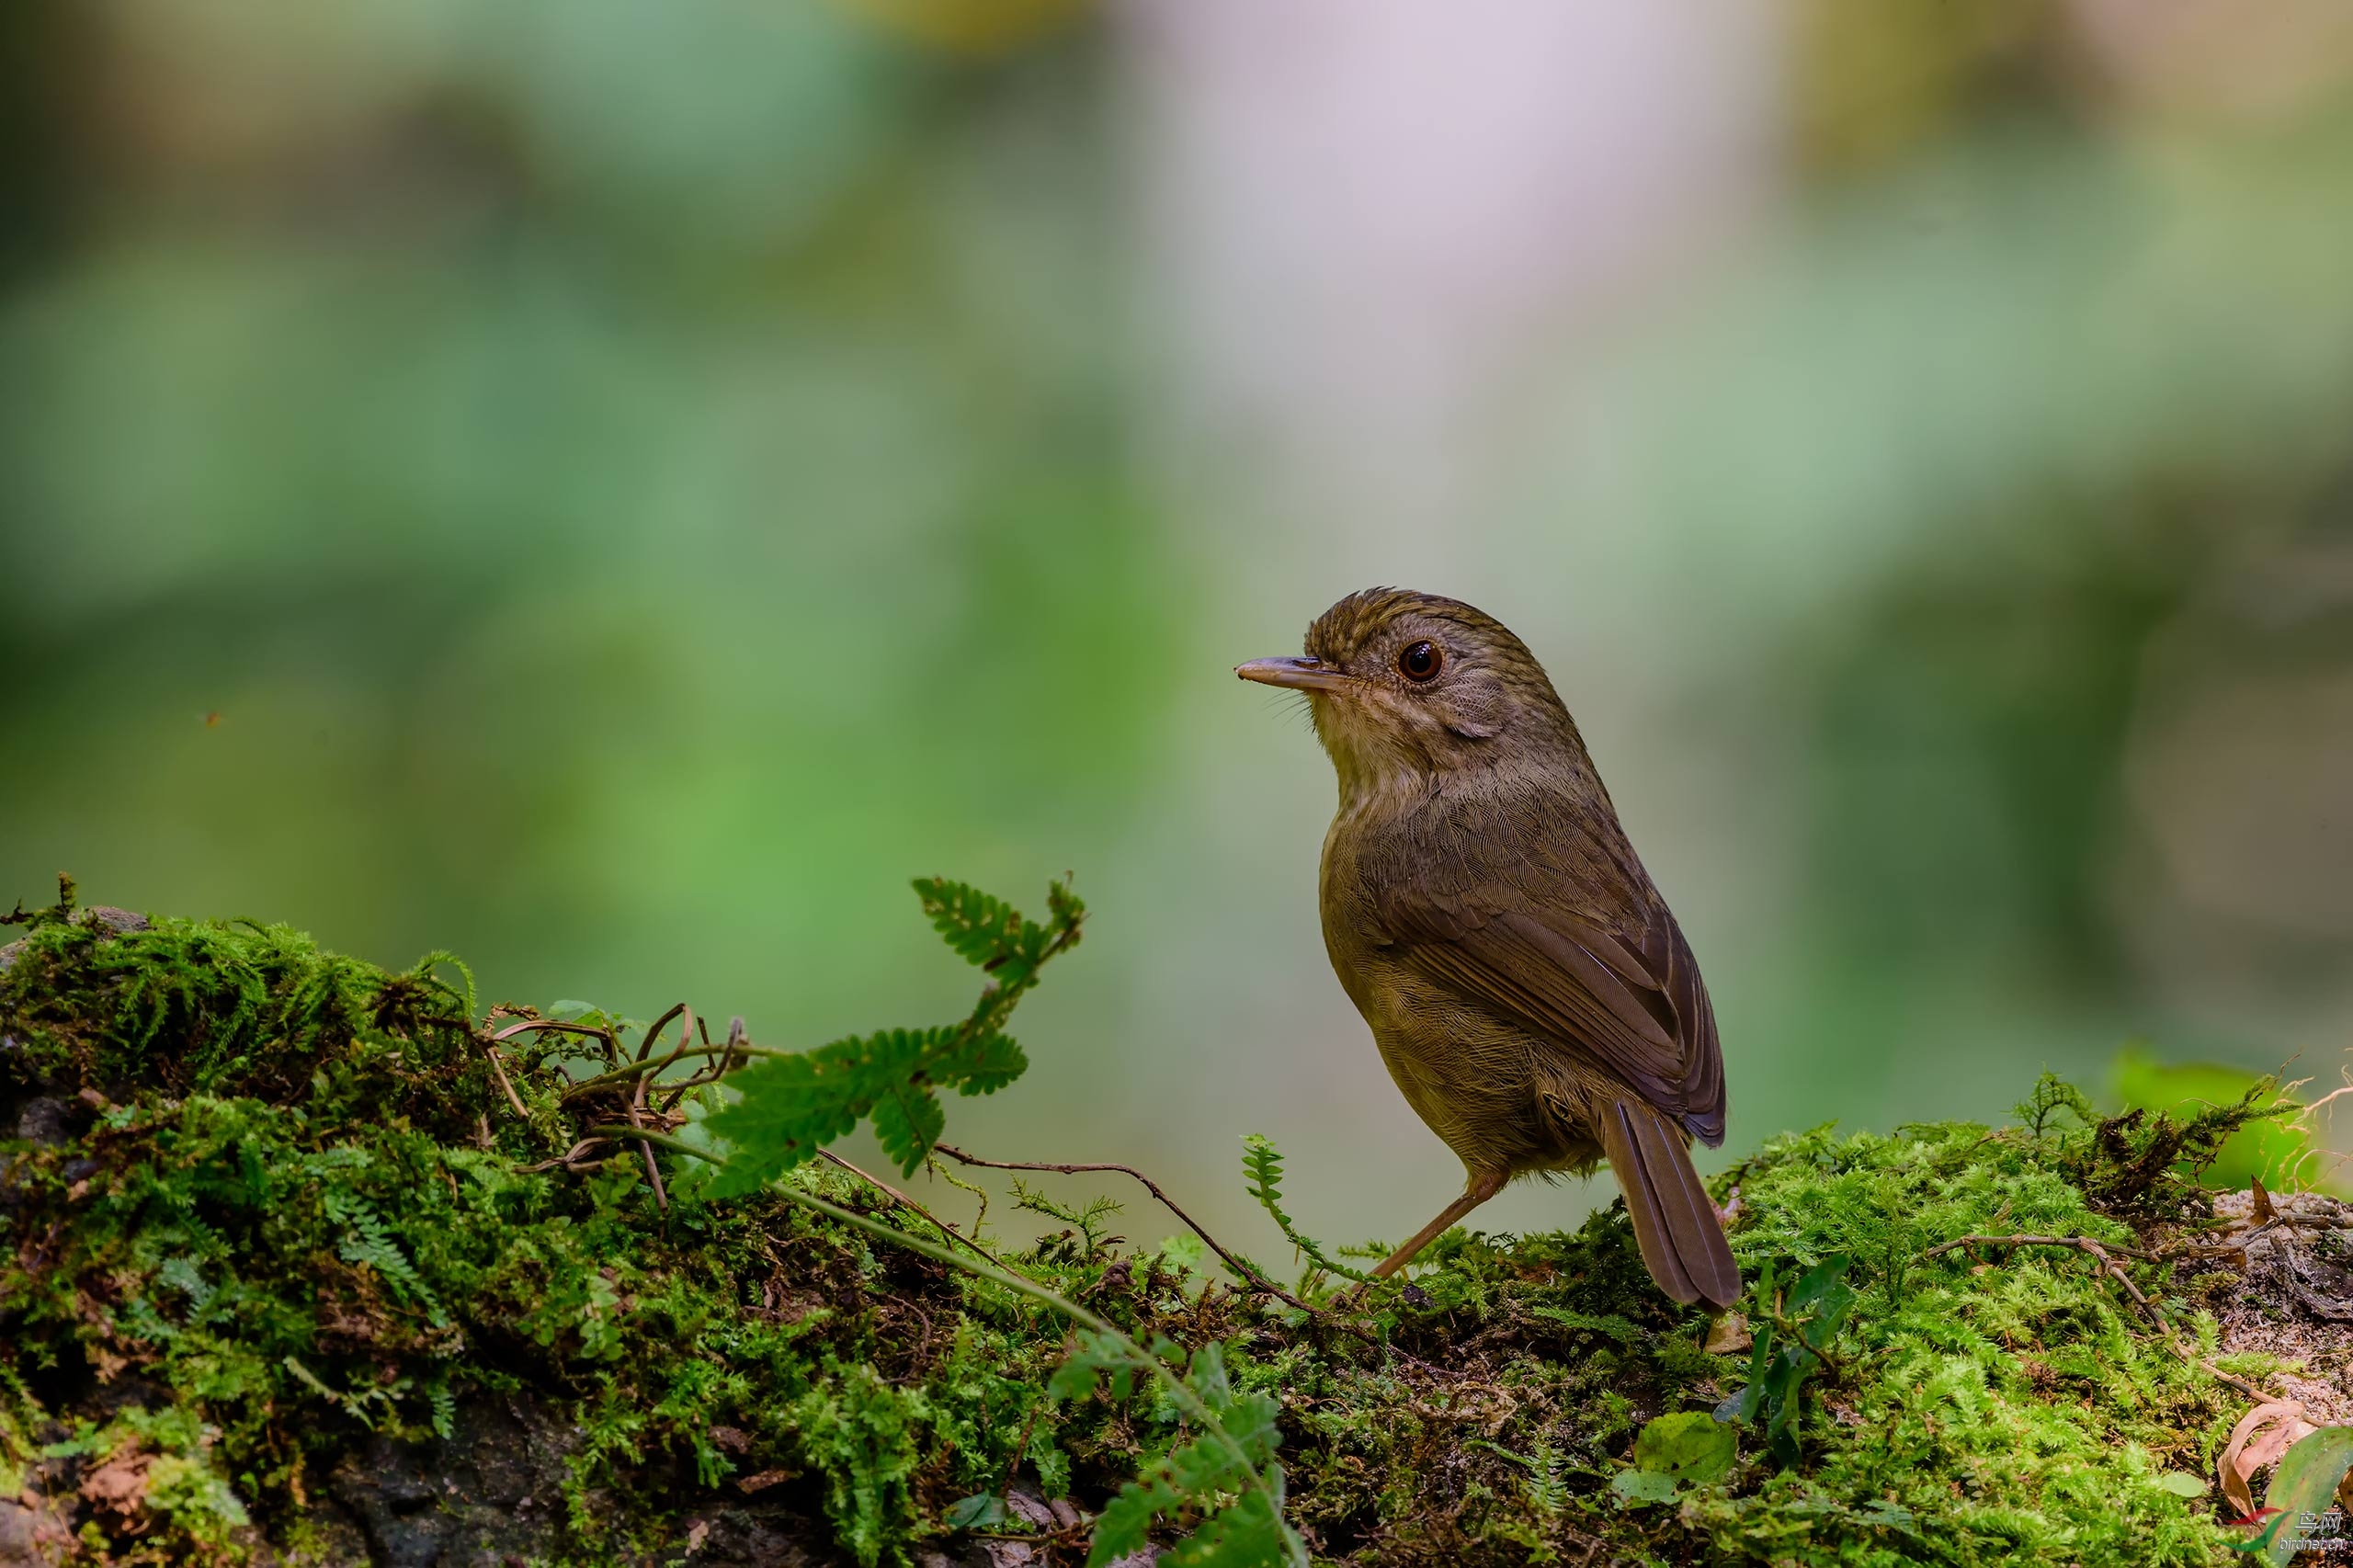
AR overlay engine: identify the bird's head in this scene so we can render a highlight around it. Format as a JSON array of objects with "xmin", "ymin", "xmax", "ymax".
[{"xmin": 1236, "ymin": 588, "xmax": 1580, "ymax": 800}]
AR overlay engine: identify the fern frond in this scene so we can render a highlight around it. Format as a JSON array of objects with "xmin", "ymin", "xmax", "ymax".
[
  {"xmin": 700, "ymin": 878, "xmax": 1079, "ymax": 1189},
  {"xmin": 1077, "ymin": 1340, "xmax": 1293, "ymax": 1568},
  {"xmin": 324, "ymin": 1189, "xmax": 447, "ymax": 1326},
  {"xmin": 913, "ymin": 878, "xmax": 1024, "ymax": 969},
  {"xmin": 1242, "ymin": 1134, "xmax": 1374, "ymax": 1285},
  {"xmin": 1161, "ymin": 1487, "xmax": 1292, "ymax": 1568}
]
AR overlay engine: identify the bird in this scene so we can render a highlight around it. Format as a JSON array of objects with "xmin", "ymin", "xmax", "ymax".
[{"xmin": 1235, "ymin": 587, "xmax": 1739, "ymax": 1308}]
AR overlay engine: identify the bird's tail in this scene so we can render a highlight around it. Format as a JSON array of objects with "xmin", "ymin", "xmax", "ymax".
[{"xmin": 1597, "ymin": 1097, "xmax": 1740, "ymax": 1309}]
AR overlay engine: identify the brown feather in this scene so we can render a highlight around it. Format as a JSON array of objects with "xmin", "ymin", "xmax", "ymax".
[
  {"xmin": 1266, "ymin": 587, "xmax": 1739, "ymax": 1308},
  {"xmin": 1597, "ymin": 1097, "xmax": 1740, "ymax": 1308}
]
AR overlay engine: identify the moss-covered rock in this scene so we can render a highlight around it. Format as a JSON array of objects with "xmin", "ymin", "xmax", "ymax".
[{"xmin": 0, "ymin": 886, "xmax": 2332, "ymax": 1565}]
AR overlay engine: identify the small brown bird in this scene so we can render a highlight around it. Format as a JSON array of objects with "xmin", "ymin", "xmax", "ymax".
[{"xmin": 1237, "ymin": 588, "xmax": 1739, "ymax": 1308}]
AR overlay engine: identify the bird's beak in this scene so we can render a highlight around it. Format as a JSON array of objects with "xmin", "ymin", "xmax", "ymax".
[{"xmin": 1234, "ymin": 656, "xmax": 1354, "ymax": 693}]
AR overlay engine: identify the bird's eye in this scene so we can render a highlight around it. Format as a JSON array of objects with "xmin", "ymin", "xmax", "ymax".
[{"xmin": 1397, "ymin": 640, "xmax": 1442, "ymax": 682}]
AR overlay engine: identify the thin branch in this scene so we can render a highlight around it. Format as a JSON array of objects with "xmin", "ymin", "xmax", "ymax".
[
  {"xmin": 935, "ymin": 1142, "xmax": 1314, "ymax": 1313},
  {"xmin": 637, "ymin": 1002, "xmax": 688, "ymax": 1063},
  {"xmin": 580, "ymin": 1126, "xmax": 718, "ymax": 1164},
  {"xmin": 660, "ymin": 1016, "xmax": 745, "ymax": 1115},
  {"xmin": 480, "ymin": 1041, "xmax": 529, "ymax": 1120},
  {"xmin": 491, "ymin": 1018, "xmax": 614, "ymax": 1043},
  {"xmin": 561, "ymin": 1040, "xmax": 790, "ymax": 1102},
  {"xmin": 819, "ymin": 1149, "xmax": 1009, "ymax": 1268},
  {"xmin": 521, "ymin": 1136, "xmax": 614, "ymax": 1174},
  {"xmin": 627, "ymin": 1074, "xmax": 668, "ymax": 1214}
]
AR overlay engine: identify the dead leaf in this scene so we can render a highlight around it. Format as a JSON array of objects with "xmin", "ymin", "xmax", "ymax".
[
  {"xmin": 708, "ymin": 1425, "xmax": 749, "ymax": 1455},
  {"xmin": 684, "ymin": 1518, "xmax": 710, "ymax": 1554},
  {"xmin": 1704, "ymin": 1313, "xmax": 1752, "ymax": 1354},
  {"xmin": 2253, "ymin": 1176, "xmax": 2278, "ymax": 1224},
  {"xmin": 2219, "ymin": 1399, "xmax": 2317, "ymax": 1516},
  {"xmin": 734, "ymin": 1469, "xmax": 791, "ymax": 1495},
  {"xmin": 79, "ymin": 1448, "xmax": 153, "ymax": 1517}
]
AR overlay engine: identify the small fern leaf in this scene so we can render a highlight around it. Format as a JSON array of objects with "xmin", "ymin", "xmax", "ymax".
[
  {"xmin": 870, "ymin": 1078, "xmax": 947, "ymax": 1176},
  {"xmin": 1051, "ymin": 1327, "xmax": 1139, "ymax": 1404},
  {"xmin": 703, "ymin": 1028, "xmax": 935, "ymax": 1192},
  {"xmin": 1086, "ymin": 1475, "xmax": 1172, "ymax": 1564},
  {"xmin": 1085, "ymin": 1430, "xmax": 1243, "ymax": 1568},
  {"xmin": 1242, "ymin": 1133, "xmax": 1373, "ymax": 1285},
  {"xmin": 913, "ymin": 878, "xmax": 1026, "ymax": 968},
  {"xmin": 1163, "ymin": 1487, "xmax": 1296, "ymax": 1568},
  {"xmin": 1241, "ymin": 1134, "xmax": 1288, "ymax": 1222},
  {"xmin": 946, "ymin": 1031, "xmax": 1028, "ymax": 1096}
]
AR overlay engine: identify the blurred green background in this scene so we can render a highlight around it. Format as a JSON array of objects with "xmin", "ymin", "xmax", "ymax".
[{"xmin": 6, "ymin": 0, "xmax": 2352, "ymax": 1254}]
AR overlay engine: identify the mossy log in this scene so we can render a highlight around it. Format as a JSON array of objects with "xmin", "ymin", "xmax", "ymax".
[{"xmin": 1, "ymin": 894, "xmax": 2342, "ymax": 1566}]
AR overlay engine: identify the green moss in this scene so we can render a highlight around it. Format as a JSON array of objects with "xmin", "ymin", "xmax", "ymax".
[{"xmin": 0, "ymin": 888, "xmax": 2284, "ymax": 1565}]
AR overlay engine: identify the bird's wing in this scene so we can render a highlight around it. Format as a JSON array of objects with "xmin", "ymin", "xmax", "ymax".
[{"xmin": 1366, "ymin": 795, "xmax": 1725, "ymax": 1145}]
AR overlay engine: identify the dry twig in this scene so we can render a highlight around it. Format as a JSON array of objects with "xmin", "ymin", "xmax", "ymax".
[
  {"xmin": 817, "ymin": 1149, "xmax": 1011, "ymax": 1268},
  {"xmin": 935, "ymin": 1142, "xmax": 1314, "ymax": 1312}
]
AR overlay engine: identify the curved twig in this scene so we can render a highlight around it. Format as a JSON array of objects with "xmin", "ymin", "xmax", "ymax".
[
  {"xmin": 480, "ymin": 1041, "xmax": 529, "ymax": 1120},
  {"xmin": 819, "ymin": 1149, "xmax": 1010, "ymax": 1268},
  {"xmin": 934, "ymin": 1142, "xmax": 1313, "ymax": 1312},
  {"xmin": 627, "ymin": 1074, "xmax": 668, "ymax": 1213},
  {"xmin": 491, "ymin": 1018, "xmax": 614, "ymax": 1043}
]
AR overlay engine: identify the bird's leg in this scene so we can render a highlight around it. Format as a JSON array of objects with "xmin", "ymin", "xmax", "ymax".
[{"xmin": 1363, "ymin": 1168, "xmax": 1508, "ymax": 1285}]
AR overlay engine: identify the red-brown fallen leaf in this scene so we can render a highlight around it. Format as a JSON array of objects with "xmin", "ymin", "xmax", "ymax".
[
  {"xmin": 734, "ymin": 1469, "xmax": 791, "ymax": 1495},
  {"xmin": 79, "ymin": 1448, "xmax": 153, "ymax": 1517},
  {"xmin": 2253, "ymin": 1176, "xmax": 2278, "ymax": 1224},
  {"xmin": 2219, "ymin": 1399, "xmax": 2318, "ymax": 1516}
]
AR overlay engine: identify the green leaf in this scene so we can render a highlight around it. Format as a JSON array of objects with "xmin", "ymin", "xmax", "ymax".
[
  {"xmin": 943, "ymin": 1030, "xmax": 1028, "ymax": 1096},
  {"xmin": 1633, "ymin": 1412, "xmax": 1736, "ymax": 1483},
  {"xmin": 1609, "ymin": 1469, "xmax": 1681, "ymax": 1506},
  {"xmin": 2153, "ymin": 1471, "xmax": 2207, "ymax": 1498},
  {"xmin": 1087, "ymin": 1430, "xmax": 1239, "ymax": 1564},
  {"xmin": 2259, "ymin": 1427, "xmax": 2353, "ymax": 1565},
  {"xmin": 1241, "ymin": 1133, "xmax": 1373, "ymax": 1286},
  {"xmin": 695, "ymin": 879, "xmax": 1072, "ymax": 1192},
  {"xmin": 913, "ymin": 878, "xmax": 1027, "ymax": 968},
  {"xmin": 1051, "ymin": 1327, "xmax": 1142, "ymax": 1405},
  {"xmin": 1075, "ymin": 1337, "xmax": 1293, "ymax": 1568},
  {"xmin": 870, "ymin": 1077, "xmax": 947, "ymax": 1176},
  {"xmin": 943, "ymin": 1493, "xmax": 1010, "ymax": 1529},
  {"xmin": 702, "ymin": 1028, "xmax": 938, "ymax": 1192},
  {"xmin": 1086, "ymin": 1478, "xmax": 1165, "ymax": 1563},
  {"xmin": 1162, "ymin": 1486, "xmax": 1296, "ymax": 1568}
]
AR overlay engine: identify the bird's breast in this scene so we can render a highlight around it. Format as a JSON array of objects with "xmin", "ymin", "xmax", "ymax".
[{"xmin": 1318, "ymin": 804, "xmax": 1553, "ymax": 1169}]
